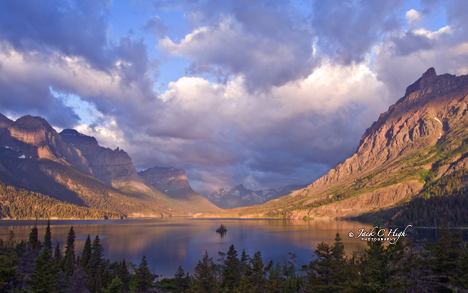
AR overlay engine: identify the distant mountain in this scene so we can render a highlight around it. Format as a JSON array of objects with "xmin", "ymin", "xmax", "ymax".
[
  {"xmin": 0, "ymin": 116, "xmax": 220, "ymax": 219},
  {"xmin": 206, "ymin": 184, "xmax": 306, "ymax": 209},
  {"xmin": 138, "ymin": 166, "xmax": 221, "ymax": 211},
  {"xmin": 197, "ymin": 68, "xmax": 468, "ymax": 223}
]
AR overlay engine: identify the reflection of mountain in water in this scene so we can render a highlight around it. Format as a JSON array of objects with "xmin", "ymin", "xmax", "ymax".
[{"xmin": 0, "ymin": 218, "xmax": 374, "ymax": 276}]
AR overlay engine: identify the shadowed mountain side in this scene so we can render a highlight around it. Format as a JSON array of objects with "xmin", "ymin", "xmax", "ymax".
[
  {"xmin": 0, "ymin": 114, "xmax": 13, "ymax": 135},
  {"xmin": 138, "ymin": 166, "xmax": 221, "ymax": 212},
  {"xmin": 196, "ymin": 68, "xmax": 468, "ymax": 220},
  {"xmin": 0, "ymin": 115, "xmax": 218, "ymax": 218},
  {"xmin": 60, "ymin": 129, "xmax": 220, "ymax": 213}
]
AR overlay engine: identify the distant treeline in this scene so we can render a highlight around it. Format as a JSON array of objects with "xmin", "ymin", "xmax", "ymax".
[
  {"xmin": 388, "ymin": 169, "xmax": 468, "ymax": 227},
  {"xmin": 2, "ymin": 222, "xmax": 468, "ymax": 292},
  {"xmin": 0, "ymin": 183, "xmax": 123, "ymax": 220}
]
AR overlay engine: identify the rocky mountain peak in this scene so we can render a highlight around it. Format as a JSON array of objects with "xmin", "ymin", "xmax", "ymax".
[
  {"xmin": 0, "ymin": 114, "xmax": 92, "ymax": 174},
  {"xmin": 404, "ymin": 67, "xmax": 438, "ymax": 96},
  {"xmin": 60, "ymin": 129, "xmax": 99, "ymax": 147},
  {"xmin": 139, "ymin": 166, "xmax": 191, "ymax": 193}
]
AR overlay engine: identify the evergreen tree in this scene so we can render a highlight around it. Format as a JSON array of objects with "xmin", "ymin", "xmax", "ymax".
[
  {"xmin": 67, "ymin": 264, "xmax": 90, "ymax": 293},
  {"xmin": 192, "ymin": 251, "xmax": 219, "ymax": 293},
  {"xmin": 43, "ymin": 220, "xmax": 52, "ymax": 251},
  {"xmin": 28, "ymin": 225, "xmax": 40, "ymax": 250},
  {"xmin": 118, "ymin": 259, "xmax": 130, "ymax": 293},
  {"xmin": 103, "ymin": 277, "xmax": 123, "ymax": 293},
  {"xmin": 0, "ymin": 231, "xmax": 19, "ymax": 291},
  {"xmin": 222, "ymin": 244, "xmax": 241, "ymax": 291},
  {"xmin": 82, "ymin": 234, "xmax": 92, "ymax": 269},
  {"xmin": 64, "ymin": 226, "xmax": 76, "ymax": 277},
  {"xmin": 433, "ymin": 220, "xmax": 463, "ymax": 285},
  {"xmin": 174, "ymin": 265, "xmax": 190, "ymax": 292},
  {"xmin": 53, "ymin": 242, "xmax": 62, "ymax": 265},
  {"xmin": 135, "ymin": 255, "xmax": 153, "ymax": 292},
  {"xmin": 25, "ymin": 246, "xmax": 58, "ymax": 293},
  {"xmin": 90, "ymin": 235, "xmax": 105, "ymax": 276}
]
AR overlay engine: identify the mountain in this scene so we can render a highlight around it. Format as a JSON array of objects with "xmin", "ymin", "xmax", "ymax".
[
  {"xmin": 206, "ymin": 184, "xmax": 306, "ymax": 209},
  {"xmin": 197, "ymin": 68, "xmax": 468, "ymax": 222},
  {"xmin": 0, "ymin": 116, "xmax": 220, "ymax": 219},
  {"xmin": 138, "ymin": 166, "xmax": 221, "ymax": 211}
]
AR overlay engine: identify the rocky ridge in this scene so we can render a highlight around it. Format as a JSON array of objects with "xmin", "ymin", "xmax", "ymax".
[
  {"xmin": 197, "ymin": 68, "xmax": 468, "ymax": 219},
  {"xmin": 206, "ymin": 184, "xmax": 306, "ymax": 209}
]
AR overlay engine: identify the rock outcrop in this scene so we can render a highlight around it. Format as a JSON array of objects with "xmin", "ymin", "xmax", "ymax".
[
  {"xmin": 139, "ymin": 166, "xmax": 222, "ymax": 211},
  {"xmin": 198, "ymin": 68, "xmax": 468, "ymax": 219},
  {"xmin": 0, "ymin": 115, "xmax": 91, "ymax": 175}
]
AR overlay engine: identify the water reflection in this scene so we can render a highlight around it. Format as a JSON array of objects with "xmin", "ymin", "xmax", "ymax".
[{"xmin": 0, "ymin": 218, "xmax": 373, "ymax": 277}]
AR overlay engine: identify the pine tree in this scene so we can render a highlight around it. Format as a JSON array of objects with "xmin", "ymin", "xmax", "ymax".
[
  {"xmin": 103, "ymin": 277, "xmax": 123, "ymax": 293},
  {"xmin": 118, "ymin": 259, "xmax": 130, "ymax": 292},
  {"xmin": 64, "ymin": 226, "xmax": 76, "ymax": 277},
  {"xmin": 28, "ymin": 225, "xmax": 40, "ymax": 250},
  {"xmin": 82, "ymin": 234, "xmax": 92, "ymax": 269},
  {"xmin": 0, "ymin": 230, "xmax": 19, "ymax": 291},
  {"xmin": 135, "ymin": 255, "xmax": 153, "ymax": 292},
  {"xmin": 174, "ymin": 265, "xmax": 189, "ymax": 292},
  {"xmin": 43, "ymin": 220, "xmax": 52, "ymax": 251},
  {"xmin": 192, "ymin": 251, "xmax": 219, "ymax": 293},
  {"xmin": 25, "ymin": 246, "xmax": 58, "ymax": 293},
  {"xmin": 433, "ymin": 220, "xmax": 463, "ymax": 285},
  {"xmin": 67, "ymin": 264, "xmax": 90, "ymax": 293},
  {"xmin": 90, "ymin": 235, "xmax": 105, "ymax": 276},
  {"xmin": 53, "ymin": 242, "xmax": 62, "ymax": 265},
  {"xmin": 222, "ymin": 244, "xmax": 241, "ymax": 291}
]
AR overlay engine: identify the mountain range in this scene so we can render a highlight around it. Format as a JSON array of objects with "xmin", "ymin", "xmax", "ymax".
[
  {"xmin": 3, "ymin": 67, "xmax": 468, "ymax": 224},
  {"xmin": 197, "ymin": 68, "xmax": 468, "ymax": 224},
  {"xmin": 0, "ymin": 117, "xmax": 220, "ymax": 219},
  {"xmin": 206, "ymin": 184, "xmax": 306, "ymax": 209}
]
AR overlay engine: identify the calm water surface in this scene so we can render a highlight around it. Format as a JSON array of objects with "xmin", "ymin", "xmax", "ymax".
[{"xmin": 0, "ymin": 218, "xmax": 377, "ymax": 277}]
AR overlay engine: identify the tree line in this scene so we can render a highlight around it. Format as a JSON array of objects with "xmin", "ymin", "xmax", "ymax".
[{"xmin": 2, "ymin": 221, "xmax": 468, "ymax": 292}]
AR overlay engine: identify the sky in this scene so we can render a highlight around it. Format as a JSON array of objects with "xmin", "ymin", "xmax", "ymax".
[{"xmin": 0, "ymin": 0, "xmax": 468, "ymax": 195}]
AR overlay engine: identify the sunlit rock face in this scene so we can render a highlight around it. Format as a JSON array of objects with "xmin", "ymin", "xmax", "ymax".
[
  {"xmin": 198, "ymin": 68, "xmax": 468, "ymax": 219},
  {"xmin": 0, "ymin": 115, "xmax": 91, "ymax": 175}
]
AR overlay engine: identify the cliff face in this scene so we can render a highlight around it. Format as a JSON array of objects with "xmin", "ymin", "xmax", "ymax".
[
  {"xmin": 198, "ymin": 68, "xmax": 468, "ymax": 219},
  {"xmin": 60, "ymin": 129, "xmax": 143, "ymax": 187},
  {"xmin": 310, "ymin": 68, "xmax": 468, "ymax": 193},
  {"xmin": 139, "ymin": 166, "xmax": 222, "ymax": 211},
  {"xmin": 0, "ymin": 116, "xmax": 91, "ymax": 175}
]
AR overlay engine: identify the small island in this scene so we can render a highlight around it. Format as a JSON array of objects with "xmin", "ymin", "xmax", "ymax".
[{"xmin": 216, "ymin": 223, "xmax": 228, "ymax": 233}]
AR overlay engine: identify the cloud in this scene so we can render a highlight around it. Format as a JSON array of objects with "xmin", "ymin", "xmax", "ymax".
[
  {"xmin": 89, "ymin": 61, "xmax": 388, "ymax": 193},
  {"xmin": 157, "ymin": 1, "xmax": 318, "ymax": 91},
  {"xmin": 375, "ymin": 23, "xmax": 468, "ymax": 100},
  {"xmin": 311, "ymin": 0, "xmax": 404, "ymax": 64},
  {"xmin": 142, "ymin": 16, "xmax": 168, "ymax": 38},
  {"xmin": 406, "ymin": 9, "xmax": 423, "ymax": 27}
]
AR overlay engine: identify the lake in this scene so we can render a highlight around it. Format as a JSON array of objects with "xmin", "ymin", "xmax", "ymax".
[{"xmin": 0, "ymin": 218, "xmax": 434, "ymax": 278}]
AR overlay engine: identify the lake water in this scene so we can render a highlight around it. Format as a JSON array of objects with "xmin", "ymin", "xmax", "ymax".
[{"xmin": 0, "ymin": 218, "xmax": 428, "ymax": 278}]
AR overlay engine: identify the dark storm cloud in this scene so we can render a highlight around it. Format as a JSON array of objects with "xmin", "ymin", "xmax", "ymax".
[
  {"xmin": 0, "ymin": 0, "xmax": 160, "ymax": 129},
  {"xmin": 157, "ymin": 0, "xmax": 319, "ymax": 91},
  {"xmin": 390, "ymin": 31, "xmax": 434, "ymax": 56},
  {"xmin": 0, "ymin": 79, "xmax": 80, "ymax": 128},
  {"xmin": 311, "ymin": 0, "xmax": 405, "ymax": 64},
  {"xmin": 0, "ymin": 0, "xmax": 113, "ymax": 71}
]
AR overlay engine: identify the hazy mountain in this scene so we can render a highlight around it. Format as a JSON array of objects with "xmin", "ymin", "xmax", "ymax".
[
  {"xmin": 138, "ymin": 166, "xmax": 221, "ymax": 212},
  {"xmin": 206, "ymin": 184, "xmax": 306, "ymax": 209},
  {"xmin": 197, "ymin": 68, "xmax": 468, "ymax": 220}
]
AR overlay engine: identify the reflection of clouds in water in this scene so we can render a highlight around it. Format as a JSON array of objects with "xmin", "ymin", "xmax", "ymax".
[{"xmin": 0, "ymin": 218, "xmax": 373, "ymax": 276}]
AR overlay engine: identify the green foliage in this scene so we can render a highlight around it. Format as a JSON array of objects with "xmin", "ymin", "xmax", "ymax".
[{"xmin": 134, "ymin": 255, "xmax": 153, "ymax": 292}]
